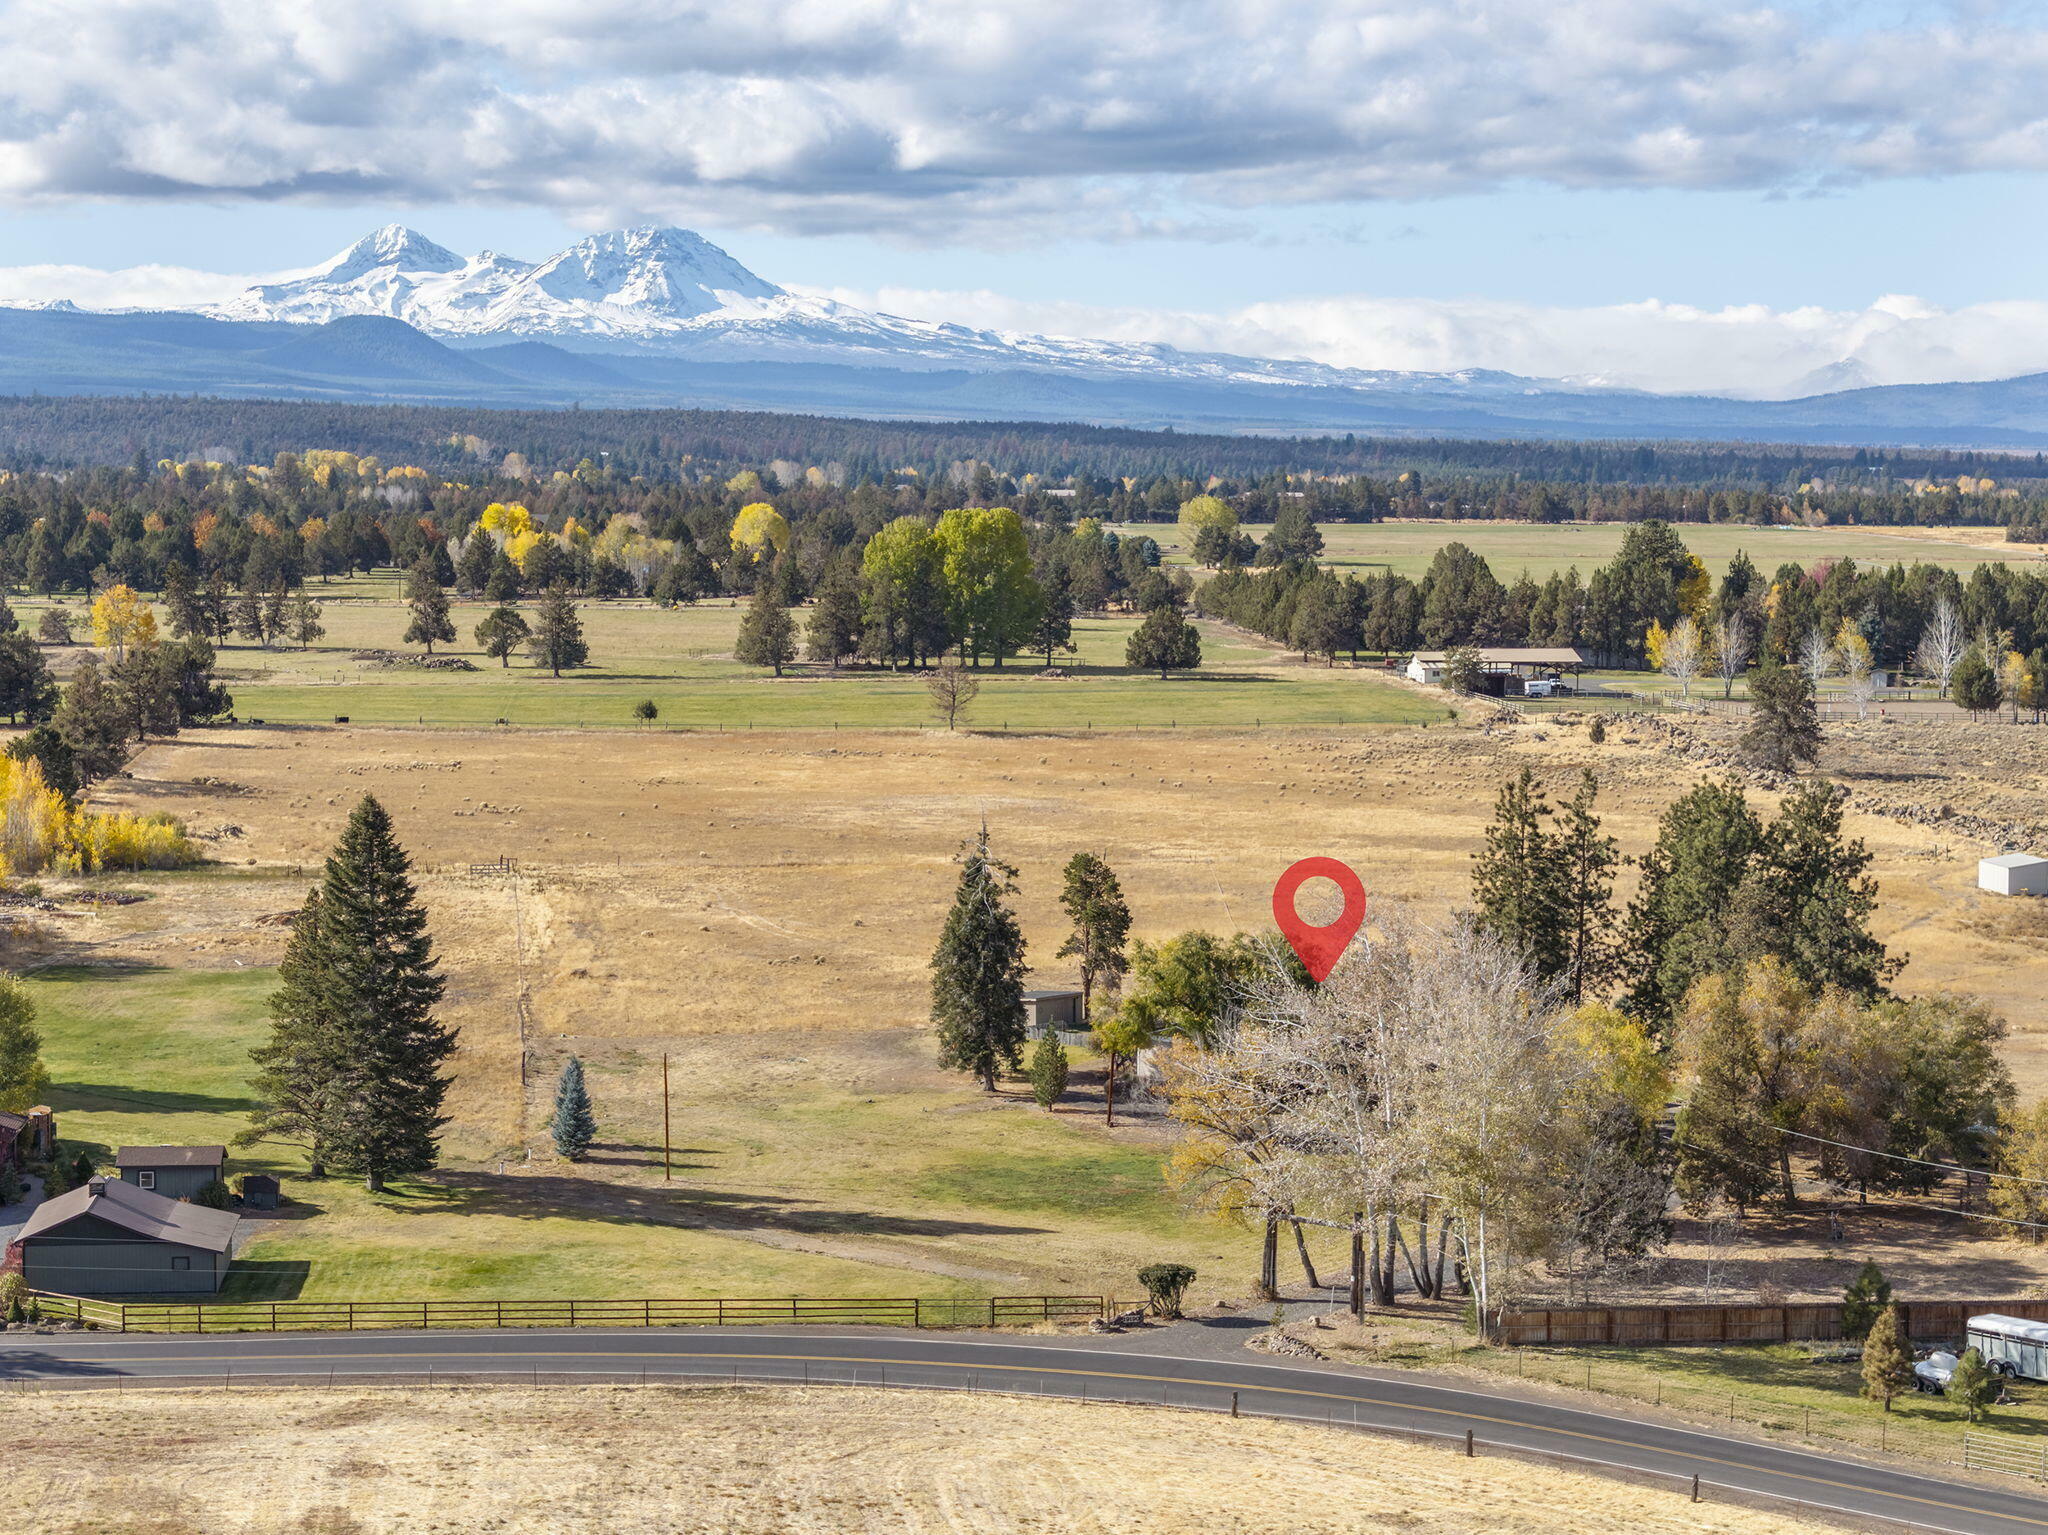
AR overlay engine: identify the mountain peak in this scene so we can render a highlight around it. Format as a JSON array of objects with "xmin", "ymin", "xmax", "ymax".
[
  {"xmin": 314, "ymin": 224, "xmax": 465, "ymax": 283},
  {"xmin": 529, "ymin": 225, "xmax": 783, "ymax": 318}
]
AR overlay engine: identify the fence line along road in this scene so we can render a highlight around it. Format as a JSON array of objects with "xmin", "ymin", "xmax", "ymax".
[
  {"xmin": 1493, "ymin": 1297, "xmax": 2048, "ymax": 1347},
  {"xmin": 25, "ymin": 1292, "xmax": 1116, "ymax": 1335}
]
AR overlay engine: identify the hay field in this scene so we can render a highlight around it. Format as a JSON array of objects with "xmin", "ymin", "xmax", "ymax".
[
  {"xmin": 22, "ymin": 708, "xmax": 2040, "ymax": 1303},
  {"xmin": 6, "ymin": 1384, "xmax": 1836, "ymax": 1535},
  {"xmin": 1125, "ymin": 518, "xmax": 2047, "ymax": 581}
]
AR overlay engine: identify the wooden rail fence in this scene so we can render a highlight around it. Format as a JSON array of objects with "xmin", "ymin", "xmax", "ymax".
[
  {"xmin": 25, "ymin": 1293, "xmax": 1113, "ymax": 1335},
  {"xmin": 1492, "ymin": 1297, "xmax": 2048, "ymax": 1347}
]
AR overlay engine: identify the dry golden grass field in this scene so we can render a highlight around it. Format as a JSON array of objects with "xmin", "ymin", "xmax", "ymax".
[
  {"xmin": 6, "ymin": 1384, "xmax": 1838, "ymax": 1535},
  {"xmin": 4, "ymin": 699, "xmax": 2036, "ymax": 1306}
]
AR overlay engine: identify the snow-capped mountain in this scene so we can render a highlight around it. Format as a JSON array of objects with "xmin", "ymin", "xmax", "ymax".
[{"xmin": 203, "ymin": 224, "xmax": 1593, "ymax": 395}]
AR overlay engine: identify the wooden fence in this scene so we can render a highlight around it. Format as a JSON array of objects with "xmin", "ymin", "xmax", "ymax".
[
  {"xmin": 25, "ymin": 1293, "xmax": 1113, "ymax": 1335},
  {"xmin": 1492, "ymin": 1297, "xmax": 2048, "ymax": 1347}
]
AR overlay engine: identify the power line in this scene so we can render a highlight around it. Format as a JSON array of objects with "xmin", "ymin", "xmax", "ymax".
[{"xmin": 1769, "ymin": 1125, "xmax": 2048, "ymax": 1190}]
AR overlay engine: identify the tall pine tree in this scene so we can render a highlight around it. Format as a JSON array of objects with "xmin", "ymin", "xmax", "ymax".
[
  {"xmin": 245, "ymin": 889, "xmax": 344, "ymax": 1178},
  {"xmin": 1471, "ymin": 769, "xmax": 1564, "ymax": 983},
  {"xmin": 930, "ymin": 826, "xmax": 1028, "ymax": 1091},
  {"xmin": 529, "ymin": 586, "xmax": 589, "ymax": 675},
  {"xmin": 402, "ymin": 557, "xmax": 456, "ymax": 655},
  {"xmin": 1555, "ymin": 770, "xmax": 1619, "ymax": 1003},
  {"xmin": 550, "ymin": 1056, "xmax": 597, "ymax": 1160},
  {"xmin": 1055, "ymin": 852, "xmax": 1131, "ymax": 1026},
  {"xmin": 1620, "ymin": 778, "xmax": 1762, "ymax": 1027},
  {"xmin": 254, "ymin": 797, "xmax": 457, "ymax": 1191}
]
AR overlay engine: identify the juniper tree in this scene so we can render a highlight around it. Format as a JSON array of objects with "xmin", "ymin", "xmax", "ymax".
[
  {"xmin": 1740, "ymin": 658, "xmax": 1822, "ymax": 772},
  {"xmin": 1952, "ymin": 645, "xmax": 2001, "ymax": 715},
  {"xmin": 1842, "ymin": 1260, "xmax": 1892, "ymax": 1340},
  {"xmin": 474, "ymin": 606, "xmax": 531, "ymax": 667},
  {"xmin": 735, "ymin": 582, "xmax": 796, "ymax": 675},
  {"xmin": 528, "ymin": 586, "xmax": 588, "ymax": 675},
  {"xmin": 1860, "ymin": 1304, "xmax": 1912, "ymax": 1410},
  {"xmin": 1949, "ymin": 1346, "xmax": 1998, "ymax": 1422},
  {"xmin": 1028, "ymin": 1031, "xmax": 1069, "ymax": 1109},
  {"xmin": 1055, "ymin": 852, "xmax": 1131, "ymax": 1027},
  {"xmin": 930, "ymin": 826, "xmax": 1028, "ymax": 1092},
  {"xmin": 1620, "ymin": 778, "xmax": 1762, "ymax": 1027},
  {"xmin": 0, "ymin": 631, "xmax": 56, "ymax": 724},
  {"xmin": 1728, "ymin": 782, "xmax": 1900, "ymax": 1000},
  {"xmin": 550, "ymin": 1056, "xmax": 597, "ymax": 1160},
  {"xmin": 254, "ymin": 797, "xmax": 456, "ymax": 1192},
  {"xmin": 1125, "ymin": 605, "xmax": 1201, "ymax": 678},
  {"xmin": 402, "ymin": 557, "xmax": 456, "ymax": 655}
]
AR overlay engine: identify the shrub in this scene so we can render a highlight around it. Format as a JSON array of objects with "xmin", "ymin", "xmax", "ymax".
[
  {"xmin": 1138, "ymin": 1262, "xmax": 1197, "ymax": 1319},
  {"xmin": 189, "ymin": 1177, "xmax": 234, "ymax": 1210},
  {"xmin": 0, "ymin": 1160, "xmax": 20, "ymax": 1205},
  {"xmin": 0, "ymin": 1270, "xmax": 27, "ymax": 1323},
  {"xmin": 1588, "ymin": 716, "xmax": 1607, "ymax": 744},
  {"xmin": 1860, "ymin": 1304, "xmax": 1912, "ymax": 1409},
  {"xmin": 633, "ymin": 699, "xmax": 658, "ymax": 721},
  {"xmin": 1950, "ymin": 1346, "xmax": 1998, "ymax": 1422}
]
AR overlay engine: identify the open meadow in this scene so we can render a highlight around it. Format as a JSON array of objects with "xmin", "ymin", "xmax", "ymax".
[
  {"xmin": 4, "ymin": 691, "xmax": 2041, "ymax": 1308},
  {"xmin": 1, "ymin": 1383, "xmax": 1838, "ymax": 1535}
]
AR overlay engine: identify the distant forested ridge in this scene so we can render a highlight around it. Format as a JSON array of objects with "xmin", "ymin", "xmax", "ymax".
[{"xmin": 4, "ymin": 395, "xmax": 2048, "ymax": 524}]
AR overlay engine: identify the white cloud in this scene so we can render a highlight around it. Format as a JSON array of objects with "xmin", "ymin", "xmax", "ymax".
[
  {"xmin": 0, "ymin": 262, "xmax": 269, "ymax": 310},
  {"xmin": 1, "ymin": 0, "xmax": 2046, "ymax": 236},
  {"xmin": 796, "ymin": 282, "xmax": 2048, "ymax": 395}
]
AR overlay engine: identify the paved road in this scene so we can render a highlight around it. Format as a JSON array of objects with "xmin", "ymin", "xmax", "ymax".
[{"xmin": 3, "ymin": 1325, "xmax": 2044, "ymax": 1534}]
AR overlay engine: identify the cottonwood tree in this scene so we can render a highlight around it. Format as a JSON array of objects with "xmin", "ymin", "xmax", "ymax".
[
  {"xmin": 528, "ymin": 586, "xmax": 589, "ymax": 675},
  {"xmin": 929, "ymin": 826, "xmax": 1028, "ymax": 1092},
  {"xmin": 1837, "ymin": 621, "xmax": 1878, "ymax": 720},
  {"xmin": 1797, "ymin": 627, "xmax": 1836, "ymax": 684},
  {"xmin": 1056, "ymin": 852, "xmax": 1131, "ymax": 1027},
  {"xmin": 402, "ymin": 557, "xmax": 456, "ymax": 655},
  {"xmin": 1916, "ymin": 595, "xmax": 1965, "ymax": 694},
  {"xmin": 246, "ymin": 797, "xmax": 456, "ymax": 1191},
  {"xmin": 1659, "ymin": 616, "xmax": 1705, "ymax": 704}
]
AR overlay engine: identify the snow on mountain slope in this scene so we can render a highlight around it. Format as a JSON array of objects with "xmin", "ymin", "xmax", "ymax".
[{"xmin": 201, "ymin": 224, "xmax": 1596, "ymax": 397}]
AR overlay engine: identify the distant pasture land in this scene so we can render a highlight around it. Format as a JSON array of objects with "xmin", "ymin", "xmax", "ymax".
[{"xmin": 1129, "ymin": 518, "xmax": 2046, "ymax": 582}]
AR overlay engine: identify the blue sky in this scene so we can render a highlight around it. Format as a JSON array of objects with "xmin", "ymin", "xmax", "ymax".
[{"xmin": 0, "ymin": 0, "xmax": 2043, "ymax": 391}]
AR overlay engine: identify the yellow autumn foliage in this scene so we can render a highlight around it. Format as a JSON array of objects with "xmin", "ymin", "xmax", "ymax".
[
  {"xmin": 729, "ymin": 502, "xmax": 790, "ymax": 561},
  {"xmin": 478, "ymin": 502, "xmax": 534, "ymax": 539},
  {"xmin": 0, "ymin": 758, "xmax": 198, "ymax": 877}
]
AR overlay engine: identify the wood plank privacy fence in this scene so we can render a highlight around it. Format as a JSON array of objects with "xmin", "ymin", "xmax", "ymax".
[
  {"xmin": 25, "ymin": 1293, "xmax": 1113, "ymax": 1335},
  {"xmin": 1492, "ymin": 1298, "xmax": 2048, "ymax": 1347}
]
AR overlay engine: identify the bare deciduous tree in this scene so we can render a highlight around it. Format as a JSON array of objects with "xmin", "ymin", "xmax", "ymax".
[
  {"xmin": 1712, "ymin": 612, "xmax": 1752, "ymax": 700},
  {"xmin": 925, "ymin": 660, "xmax": 980, "ymax": 730},
  {"xmin": 1659, "ymin": 616, "xmax": 1705, "ymax": 705},
  {"xmin": 1798, "ymin": 627, "xmax": 1837, "ymax": 685},
  {"xmin": 1915, "ymin": 595, "xmax": 1964, "ymax": 696}
]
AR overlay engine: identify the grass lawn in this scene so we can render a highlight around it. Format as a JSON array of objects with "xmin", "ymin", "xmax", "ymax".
[
  {"xmin": 1123, "ymin": 519, "xmax": 2040, "ymax": 583},
  {"xmin": 22, "ymin": 961, "xmax": 1248, "ymax": 1304},
  {"xmin": 21, "ymin": 579, "xmax": 1439, "ymax": 730}
]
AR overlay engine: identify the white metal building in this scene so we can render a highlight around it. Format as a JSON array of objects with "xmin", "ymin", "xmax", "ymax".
[{"xmin": 1979, "ymin": 853, "xmax": 2048, "ymax": 897}]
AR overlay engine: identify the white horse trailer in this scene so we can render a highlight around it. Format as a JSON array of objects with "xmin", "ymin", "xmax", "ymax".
[{"xmin": 1966, "ymin": 1314, "xmax": 2048, "ymax": 1379}]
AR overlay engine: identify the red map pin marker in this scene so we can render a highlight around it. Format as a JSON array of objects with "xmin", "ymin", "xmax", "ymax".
[{"xmin": 1272, "ymin": 857, "xmax": 1367, "ymax": 983}]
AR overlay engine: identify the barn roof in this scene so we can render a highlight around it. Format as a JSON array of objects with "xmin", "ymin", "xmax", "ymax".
[
  {"xmin": 17, "ymin": 1178, "xmax": 239, "ymax": 1253},
  {"xmin": 1982, "ymin": 853, "xmax": 2048, "ymax": 869},
  {"xmin": 114, "ymin": 1145, "xmax": 226, "ymax": 1169},
  {"xmin": 1409, "ymin": 647, "xmax": 1586, "ymax": 665}
]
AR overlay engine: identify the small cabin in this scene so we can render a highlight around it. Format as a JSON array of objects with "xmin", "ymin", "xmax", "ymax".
[
  {"xmin": 12, "ymin": 1177, "xmax": 241, "ymax": 1295},
  {"xmin": 1023, "ymin": 988, "xmax": 1085, "ymax": 1037},
  {"xmin": 115, "ymin": 1145, "xmax": 227, "ymax": 1201},
  {"xmin": 1981, "ymin": 854, "xmax": 2048, "ymax": 898}
]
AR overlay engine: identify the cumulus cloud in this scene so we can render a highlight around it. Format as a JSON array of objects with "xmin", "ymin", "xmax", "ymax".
[
  {"xmin": 795, "ymin": 283, "xmax": 2048, "ymax": 395},
  {"xmin": 1, "ymin": 0, "xmax": 2046, "ymax": 235},
  {"xmin": 0, "ymin": 262, "xmax": 270, "ymax": 310}
]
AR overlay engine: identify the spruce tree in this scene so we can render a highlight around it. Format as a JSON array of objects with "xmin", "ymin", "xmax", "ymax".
[
  {"xmin": 550, "ymin": 1056, "xmax": 597, "ymax": 1160},
  {"xmin": 735, "ymin": 582, "xmax": 796, "ymax": 675},
  {"xmin": 1842, "ymin": 1260, "xmax": 1892, "ymax": 1340},
  {"xmin": 1860, "ymin": 1304, "xmax": 1912, "ymax": 1410},
  {"xmin": 528, "ymin": 586, "xmax": 588, "ymax": 675},
  {"xmin": 402, "ymin": 557, "xmax": 456, "ymax": 655},
  {"xmin": 268, "ymin": 797, "xmax": 455, "ymax": 1191},
  {"xmin": 1028, "ymin": 1031, "xmax": 1069, "ymax": 1109},
  {"xmin": 1055, "ymin": 852, "xmax": 1131, "ymax": 1026},
  {"xmin": 930, "ymin": 826, "xmax": 1029, "ymax": 1091},
  {"xmin": 1740, "ymin": 658, "xmax": 1822, "ymax": 772},
  {"xmin": 246, "ymin": 888, "xmax": 346, "ymax": 1177}
]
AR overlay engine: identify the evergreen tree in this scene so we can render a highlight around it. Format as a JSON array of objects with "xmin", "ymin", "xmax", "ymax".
[
  {"xmin": 1952, "ymin": 645, "xmax": 2001, "ymax": 715},
  {"xmin": 528, "ymin": 586, "xmax": 588, "ymax": 675},
  {"xmin": 0, "ymin": 631, "xmax": 57, "ymax": 724},
  {"xmin": 804, "ymin": 559, "xmax": 864, "ymax": 666},
  {"xmin": 1949, "ymin": 1347, "xmax": 1998, "ymax": 1422},
  {"xmin": 6, "ymin": 726, "xmax": 78, "ymax": 802},
  {"xmin": 930, "ymin": 826, "xmax": 1029, "ymax": 1091},
  {"xmin": 1562, "ymin": 1098, "xmax": 1672, "ymax": 1267},
  {"xmin": 455, "ymin": 535, "xmax": 495, "ymax": 596},
  {"xmin": 484, "ymin": 548, "xmax": 522, "ymax": 603},
  {"xmin": 1860, "ymin": 1304, "xmax": 1912, "ymax": 1409},
  {"xmin": 474, "ymin": 606, "xmax": 531, "ymax": 667},
  {"xmin": 1728, "ymin": 783, "xmax": 1899, "ymax": 999},
  {"xmin": 1471, "ymin": 769, "xmax": 1565, "ymax": 984},
  {"xmin": 156, "ymin": 637, "xmax": 233, "ymax": 726},
  {"xmin": 1555, "ymin": 770, "xmax": 1619, "ymax": 1003},
  {"xmin": 265, "ymin": 797, "xmax": 455, "ymax": 1191},
  {"xmin": 108, "ymin": 642, "xmax": 182, "ymax": 742},
  {"xmin": 1740, "ymin": 659, "xmax": 1822, "ymax": 772},
  {"xmin": 50, "ymin": 655, "xmax": 131, "ymax": 786},
  {"xmin": 549, "ymin": 1056, "xmax": 597, "ymax": 1160},
  {"xmin": 735, "ymin": 582, "xmax": 796, "ymax": 675},
  {"xmin": 401, "ymin": 557, "xmax": 456, "ymax": 655},
  {"xmin": 1620, "ymin": 779, "xmax": 1762, "ymax": 1027},
  {"xmin": 1842, "ymin": 1259, "xmax": 1892, "ymax": 1340},
  {"xmin": 1028, "ymin": 1030, "xmax": 1069, "ymax": 1109},
  {"xmin": 288, "ymin": 593, "xmax": 325, "ymax": 649},
  {"xmin": 245, "ymin": 889, "xmax": 344, "ymax": 1178},
  {"xmin": 1258, "ymin": 504, "xmax": 1324, "ymax": 564},
  {"xmin": 161, "ymin": 563, "xmax": 205, "ymax": 638},
  {"xmin": 0, "ymin": 972, "xmax": 50, "ymax": 1113},
  {"xmin": 1055, "ymin": 852, "xmax": 1131, "ymax": 1026},
  {"xmin": 1027, "ymin": 568, "xmax": 1077, "ymax": 668},
  {"xmin": 1125, "ymin": 606, "xmax": 1202, "ymax": 678},
  {"xmin": 234, "ymin": 580, "xmax": 265, "ymax": 644}
]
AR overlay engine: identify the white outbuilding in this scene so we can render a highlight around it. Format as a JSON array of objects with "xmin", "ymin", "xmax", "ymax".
[{"xmin": 1980, "ymin": 853, "xmax": 2048, "ymax": 897}]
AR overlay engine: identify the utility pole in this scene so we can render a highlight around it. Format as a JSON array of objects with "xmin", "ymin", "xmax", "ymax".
[{"xmin": 662, "ymin": 1052, "xmax": 672, "ymax": 1181}]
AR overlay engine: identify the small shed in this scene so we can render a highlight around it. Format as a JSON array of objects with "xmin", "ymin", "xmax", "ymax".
[
  {"xmin": 0, "ymin": 1106, "xmax": 54, "ymax": 1168},
  {"xmin": 12, "ymin": 1177, "xmax": 241, "ymax": 1295},
  {"xmin": 116, "ymin": 1145, "xmax": 226, "ymax": 1200},
  {"xmin": 237, "ymin": 1173, "xmax": 282, "ymax": 1211},
  {"xmin": 1023, "ymin": 988, "xmax": 1085, "ymax": 1036},
  {"xmin": 1981, "ymin": 854, "xmax": 2048, "ymax": 897}
]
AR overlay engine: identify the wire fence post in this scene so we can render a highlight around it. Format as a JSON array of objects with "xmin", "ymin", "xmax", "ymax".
[{"xmin": 1690, "ymin": 1474, "xmax": 1700, "ymax": 1504}]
